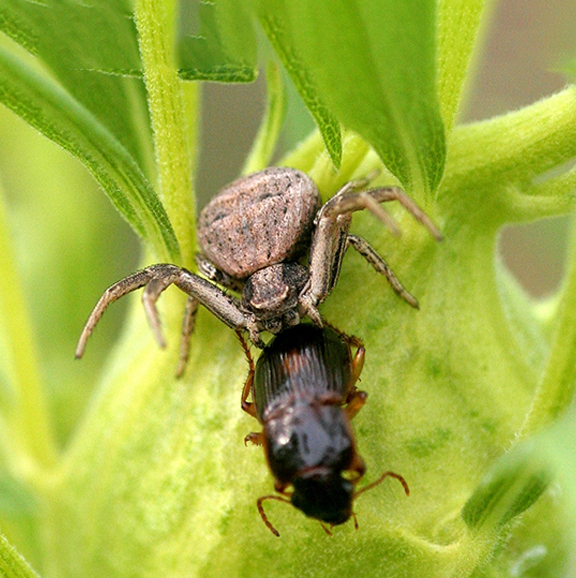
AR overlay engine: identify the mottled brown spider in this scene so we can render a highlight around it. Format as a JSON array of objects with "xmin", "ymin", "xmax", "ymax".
[{"xmin": 76, "ymin": 167, "xmax": 441, "ymax": 375}]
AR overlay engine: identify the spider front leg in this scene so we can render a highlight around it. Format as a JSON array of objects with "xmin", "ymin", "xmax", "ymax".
[
  {"xmin": 298, "ymin": 184, "xmax": 441, "ymax": 321},
  {"xmin": 75, "ymin": 265, "xmax": 169, "ymax": 359},
  {"xmin": 76, "ymin": 264, "xmax": 259, "ymax": 375}
]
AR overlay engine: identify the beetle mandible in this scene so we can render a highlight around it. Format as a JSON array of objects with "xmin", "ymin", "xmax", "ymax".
[
  {"xmin": 75, "ymin": 167, "xmax": 442, "ymax": 374},
  {"xmin": 238, "ymin": 323, "xmax": 409, "ymax": 536}
]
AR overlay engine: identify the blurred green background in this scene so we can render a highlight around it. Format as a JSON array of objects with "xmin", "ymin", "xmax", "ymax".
[{"xmin": 0, "ymin": 0, "xmax": 574, "ymax": 451}]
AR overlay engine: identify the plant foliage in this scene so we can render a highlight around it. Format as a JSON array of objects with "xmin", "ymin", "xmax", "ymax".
[{"xmin": 0, "ymin": 0, "xmax": 575, "ymax": 576}]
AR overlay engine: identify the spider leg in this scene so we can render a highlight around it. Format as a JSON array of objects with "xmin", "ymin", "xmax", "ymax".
[
  {"xmin": 175, "ymin": 296, "xmax": 199, "ymax": 378},
  {"xmin": 195, "ymin": 253, "xmax": 245, "ymax": 293},
  {"xmin": 75, "ymin": 266, "xmax": 160, "ymax": 359},
  {"xmin": 347, "ymin": 234, "xmax": 419, "ymax": 308},
  {"xmin": 299, "ymin": 183, "xmax": 440, "ymax": 319},
  {"xmin": 76, "ymin": 264, "xmax": 256, "ymax": 375}
]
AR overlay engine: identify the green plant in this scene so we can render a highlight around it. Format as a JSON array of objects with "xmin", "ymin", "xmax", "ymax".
[{"xmin": 0, "ymin": 0, "xmax": 575, "ymax": 576}]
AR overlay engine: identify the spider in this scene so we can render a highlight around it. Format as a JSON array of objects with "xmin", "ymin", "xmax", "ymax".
[{"xmin": 75, "ymin": 167, "xmax": 441, "ymax": 375}]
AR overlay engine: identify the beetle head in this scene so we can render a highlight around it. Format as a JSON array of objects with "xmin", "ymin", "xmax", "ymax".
[{"xmin": 291, "ymin": 468, "xmax": 354, "ymax": 525}]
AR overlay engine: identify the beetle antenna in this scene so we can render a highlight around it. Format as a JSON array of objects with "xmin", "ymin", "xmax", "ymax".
[
  {"xmin": 319, "ymin": 522, "xmax": 333, "ymax": 536},
  {"xmin": 257, "ymin": 495, "xmax": 291, "ymax": 537},
  {"xmin": 354, "ymin": 471, "xmax": 410, "ymax": 500},
  {"xmin": 352, "ymin": 512, "xmax": 359, "ymax": 530}
]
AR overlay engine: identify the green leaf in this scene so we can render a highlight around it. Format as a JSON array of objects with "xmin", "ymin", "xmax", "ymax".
[
  {"xmin": 257, "ymin": 9, "xmax": 342, "ymax": 168},
  {"xmin": 0, "ymin": 47, "xmax": 179, "ymax": 261},
  {"xmin": 0, "ymin": 533, "xmax": 40, "ymax": 578},
  {"xmin": 462, "ymin": 442, "xmax": 551, "ymax": 530},
  {"xmin": 0, "ymin": 0, "xmax": 184, "ymax": 260},
  {"xmin": 464, "ymin": 404, "xmax": 576, "ymax": 576},
  {"xmin": 256, "ymin": 0, "xmax": 446, "ymax": 195},
  {"xmin": 0, "ymin": 0, "xmax": 152, "ymax": 170},
  {"xmin": 242, "ymin": 61, "xmax": 286, "ymax": 175},
  {"xmin": 177, "ymin": 0, "xmax": 257, "ymax": 82},
  {"xmin": 436, "ymin": 0, "xmax": 489, "ymax": 131},
  {"xmin": 0, "ymin": 182, "xmax": 55, "ymax": 467}
]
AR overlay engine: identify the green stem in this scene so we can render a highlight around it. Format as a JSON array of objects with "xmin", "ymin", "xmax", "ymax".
[
  {"xmin": 308, "ymin": 132, "xmax": 372, "ymax": 197},
  {"xmin": 0, "ymin": 186, "xmax": 56, "ymax": 470},
  {"xmin": 521, "ymin": 227, "xmax": 576, "ymax": 436},
  {"xmin": 526, "ymin": 163, "xmax": 576, "ymax": 198},
  {"xmin": 242, "ymin": 61, "xmax": 286, "ymax": 176},
  {"xmin": 135, "ymin": 0, "xmax": 195, "ymax": 266},
  {"xmin": 444, "ymin": 87, "xmax": 576, "ymax": 189},
  {"xmin": 504, "ymin": 190, "xmax": 576, "ymax": 222},
  {"xmin": 279, "ymin": 130, "xmax": 325, "ymax": 172}
]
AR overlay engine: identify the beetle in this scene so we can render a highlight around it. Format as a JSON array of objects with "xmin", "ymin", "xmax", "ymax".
[
  {"xmin": 238, "ymin": 323, "xmax": 409, "ymax": 536},
  {"xmin": 75, "ymin": 168, "xmax": 441, "ymax": 374}
]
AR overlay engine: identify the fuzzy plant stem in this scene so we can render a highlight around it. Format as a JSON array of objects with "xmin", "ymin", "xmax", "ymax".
[{"xmin": 134, "ymin": 0, "xmax": 196, "ymax": 266}]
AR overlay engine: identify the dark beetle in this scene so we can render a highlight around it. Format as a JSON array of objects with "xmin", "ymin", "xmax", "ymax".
[{"xmin": 239, "ymin": 324, "xmax": 409, "ymax": 536}]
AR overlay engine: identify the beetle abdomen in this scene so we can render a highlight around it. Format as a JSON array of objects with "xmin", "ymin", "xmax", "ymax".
[
  {"xmin": 198, "ymin": 168, "xmax": 320, "ymax": 278},
  {"xmin": 254, "ymin": 324, "xmax": 352, "ymax": 421}
]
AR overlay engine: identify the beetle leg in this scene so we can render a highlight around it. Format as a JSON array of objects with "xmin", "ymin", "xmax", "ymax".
[
  {"xmin": 323, "ymin": 321, "xmax": 366, "ymax": 392},
  {"xmin": 354, "ymin": 471, "xmax": 410, "ymax": 499},
  {"xmin": 349, "ymin": 451, "xmax": 367, "ymax": 481},
  {"xmin": 345, "ymin": 389, "xmax": 367, "ymax": 420},
  {"xmin": 351, "ymin": 512, "xmax": 359, "ymax": 531},
  {"xmin": 244, "ymin": 432, "xmax": 264, "ymax": 446},
  {"xmin": 347, "ymin": 234, "xmax": 419, "ymax": 308},
  {"xmin": 238, "ymin": 332, "xmax": 259, "ymax": 419},
  {"xmin": 351, "ymin": 350, "xmax": 364, "ymax": 385},
  {"xmin": 242, "ymin": 400, "xmax": 258, "ymax": 419},
  {"xmin": 322, "ymin": 321, "xmax": 365, "ymax": 386},
  {"xmin": 316, "ymin": 392, "xmax": 344, "ymax": 406},
  {"xmin": 241, "ymin": 378, "xmax": 258, "ymax": 419},
  {"xmin": 346, "ymin": 332, "xmax": 365, "ymax": 386}
]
